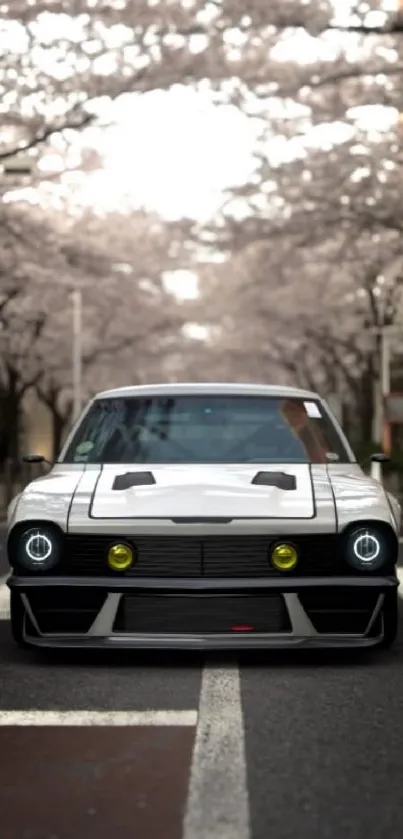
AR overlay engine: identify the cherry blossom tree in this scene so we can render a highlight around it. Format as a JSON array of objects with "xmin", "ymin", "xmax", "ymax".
[
  {"xmin": 4, "ymin": 0, "xmax": 403, "ymax": 462},
  {"xmin": 0, "ymin": 202, "xmax": 194, "ymax": 461},
  {"xmin": 3, "ymin": 0, "xmax": 403, "ymax": 171}
]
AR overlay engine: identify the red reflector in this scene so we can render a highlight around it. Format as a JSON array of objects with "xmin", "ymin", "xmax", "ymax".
[{"xmin": 231, "ymin": 625, "xmax": 254, "ymax": 632}]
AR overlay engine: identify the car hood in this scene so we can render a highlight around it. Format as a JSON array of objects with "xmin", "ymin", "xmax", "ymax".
[
  {"xmin": 90, "ymin": 464, "xmax": 315, "ymax": 520},
  {"xmin": 9, "ymin": 462, "xmax": 398, "ymax": 535}
]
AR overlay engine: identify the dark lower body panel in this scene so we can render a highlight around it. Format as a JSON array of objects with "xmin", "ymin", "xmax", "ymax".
[{"xmin": 7, "ymin": 575, "xmax": 399, "ymax": 650}]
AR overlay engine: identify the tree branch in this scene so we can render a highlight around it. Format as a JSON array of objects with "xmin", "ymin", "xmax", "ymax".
[{"xmin": 0, "ymin": 110, "xmax": 95, "ymax": 163}]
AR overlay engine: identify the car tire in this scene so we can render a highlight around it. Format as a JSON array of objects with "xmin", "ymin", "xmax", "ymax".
[
  {"xmin": 376, "ymin": 590, "xmax": 398, "ymax": 650},
  {"xmin": 10, "ymin": 591, "xmax": 31, "ymax": 649}
]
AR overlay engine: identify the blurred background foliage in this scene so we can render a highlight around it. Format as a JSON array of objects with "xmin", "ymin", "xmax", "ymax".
[{"xmin": 2, "ymin": 1, "xmax": 403, "ymax": 502}]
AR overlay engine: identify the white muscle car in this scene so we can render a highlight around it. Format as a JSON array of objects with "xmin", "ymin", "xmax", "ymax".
[{"xmin": 5, "ymin": 382, "xmax": 401, "ymax": 651}]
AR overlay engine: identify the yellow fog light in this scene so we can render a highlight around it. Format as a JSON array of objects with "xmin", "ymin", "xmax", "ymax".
[
  {"xmin": 271, "ymin": 543, "xmax": 298, "ymax": 571},
  {"xmin": 107, "ymin": 543, "xmax": 134, "ymax": 571}
]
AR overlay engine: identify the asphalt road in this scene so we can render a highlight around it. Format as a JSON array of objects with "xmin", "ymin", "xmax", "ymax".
[{"xmin": 1, "ymin": 534, "xmax": 403, "ymax": 839}]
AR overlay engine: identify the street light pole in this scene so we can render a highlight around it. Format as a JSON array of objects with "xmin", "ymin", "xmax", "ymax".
[
  {"xmin": 370, "ymin": 325, "xmax": 394, "ymax": 482},
  {"xmin": 380, "ymin": 329, "xmax": 391, "ymax": 455},
  {"xmin": 72, "ymin": 289, "xmax": 82, "ymax": 422}
]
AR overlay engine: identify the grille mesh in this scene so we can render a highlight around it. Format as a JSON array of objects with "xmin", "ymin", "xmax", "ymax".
[
  {"xmin": 53, "ymin": 533, "xmax": 346, "ymax": 578},
  {"xmin": 113, "ymin": 592, "xmax": 291, "ymax": 634}
]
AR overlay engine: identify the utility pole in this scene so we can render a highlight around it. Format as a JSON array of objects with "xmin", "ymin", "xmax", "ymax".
[
  {"xmin": 370, "ymin": 325, "xmax": 396, "ymax": 481},
  {"xmin": 380, "ymin": 328, "xmax": 391, "ymax": 456},
  {"xmin": 72, "ymin": 289, "xmax": 83, "ymax": 423}
]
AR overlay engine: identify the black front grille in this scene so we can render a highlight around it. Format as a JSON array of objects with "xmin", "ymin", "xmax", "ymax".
[
  {"xmin": 113, "ymin": 592, "xmax": 291, "ymax": 634},
  {"xmin": 26, "ymin": 588, "xmax": 107, "ymax": 634},
  {"xmin": 57, "ymin": 533, "xmax": 346, "ymax": 578},
  {"xmin": 202, "ymin": 536, "xmax": 339, "ymax": 577},
  {"xmin": 298, "ymin": 589, "xmax": 380, "ymax": 634},
  {"xmin": 64, "ymin": 535, "xmax": 201, "ymax": 577}
]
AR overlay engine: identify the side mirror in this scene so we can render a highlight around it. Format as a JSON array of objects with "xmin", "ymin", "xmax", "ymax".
[
  {"xmin": 370, "ymin": 453, "xmax": 391, "ymax": 463},
  {"xmin": 360, "ymin": 452, "xmax": 391, "ymax": 470},
  {"xmin": 22, "ymin": 454, "xmax": 52, "ymax": 466}
]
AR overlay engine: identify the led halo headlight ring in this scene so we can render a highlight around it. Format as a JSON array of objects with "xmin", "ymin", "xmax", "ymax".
[
  {"xmin": 26, "ymin": 532, "xmax": 53, "ymax": 562},
  {"xmin": 345, "ymin": 526, "xmax": 388, "ymax": 572},
  {"xmin": 353, "ymin": 532, "xmax": 380, "ymax": 563},
  {"xmin": 17, "ymin": 526, "xmax": 62, "ymax": 571}
]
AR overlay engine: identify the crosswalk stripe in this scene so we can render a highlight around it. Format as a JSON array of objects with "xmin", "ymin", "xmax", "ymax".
[
  {"xmin": 183, "ymin": 661, "xmax": 250, "ymax": 839},
  {"xmin": 0, "ymin": 710, "xmax": 198, "ymax": 726}
]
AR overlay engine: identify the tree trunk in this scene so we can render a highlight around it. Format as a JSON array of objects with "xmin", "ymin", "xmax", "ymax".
[
  {"xmin": 35, "ymin": 384, "xmax": 72, "ymax": 461},
  {"xmin": 0, "ymin": 369, "xmax": 23, "ymax": 465}
]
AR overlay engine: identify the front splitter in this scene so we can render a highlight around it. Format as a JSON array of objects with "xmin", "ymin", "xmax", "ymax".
[{"xmin": 22, "ymin": 631, "xmax": 384, "ymax": 651}]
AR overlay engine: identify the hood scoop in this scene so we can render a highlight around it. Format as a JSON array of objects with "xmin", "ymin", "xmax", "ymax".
[
  {"xmin": 251, "ymin": 471, "xmax": 296, "ymax": 490},
  {"xmin": 112, "ymin": 471, "xmax": 156, "ymax": 490}
]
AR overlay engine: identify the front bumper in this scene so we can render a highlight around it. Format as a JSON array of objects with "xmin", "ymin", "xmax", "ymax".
[{"xmin": 8, "ymin": 575, "xmax": 399, "ymax": 650}]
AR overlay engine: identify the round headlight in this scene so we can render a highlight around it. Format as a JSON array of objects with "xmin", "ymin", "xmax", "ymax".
[
  {"xmin": 271, "ymin": 543, "xmax": 298, "ymax": 571},
  {"xmin": 17, "ymin": 527, "xmax": 62, "ymax": 571},
  {"xmin": 107, "ymin": 543, "xmax": 134, "ymax": 571},
  {"xmin": 345, "ymin": 527, "xmax": 388, "ymax": 571}
]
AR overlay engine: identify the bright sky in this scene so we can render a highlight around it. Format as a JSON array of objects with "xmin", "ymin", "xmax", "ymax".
[
  {"xmin": 3, "ymin": 1, "xmax": 400, "ymax": 223},
  {"xmin": 49, "ymin": 88, "xmax": 263, "ymax": 222}
]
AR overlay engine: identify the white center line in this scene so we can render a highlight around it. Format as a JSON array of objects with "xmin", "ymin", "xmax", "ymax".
[
  {"xmin": 0, "ymin": 709, "xmax": 197, "ymax": 726},
  {"xmin": 183, "ymin": 660, "xmax": 250, "ymax": 839}
]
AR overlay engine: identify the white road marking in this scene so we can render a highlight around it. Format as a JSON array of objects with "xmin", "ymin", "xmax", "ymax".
[
  {"xmin": 0, "ymin": 710, "xmax": 198, "ymax": 726},
  {"xmin": 0, "ymin": 579, "xmax": 9, "ymax": 617},
  {"xmin": 183, "ymin": 661, "xmax": 250, "ymax": 839}
]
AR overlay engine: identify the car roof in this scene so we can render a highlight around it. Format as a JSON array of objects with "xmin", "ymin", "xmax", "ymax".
[{"xmin": 94, "ymin": 382, "xmax": 321, "ymax": 400}]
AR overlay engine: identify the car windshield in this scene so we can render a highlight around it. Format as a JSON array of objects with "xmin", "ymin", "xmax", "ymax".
[{"xmin": 61, "ymin": 394, "xmax": 351, "ymax": 465}]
